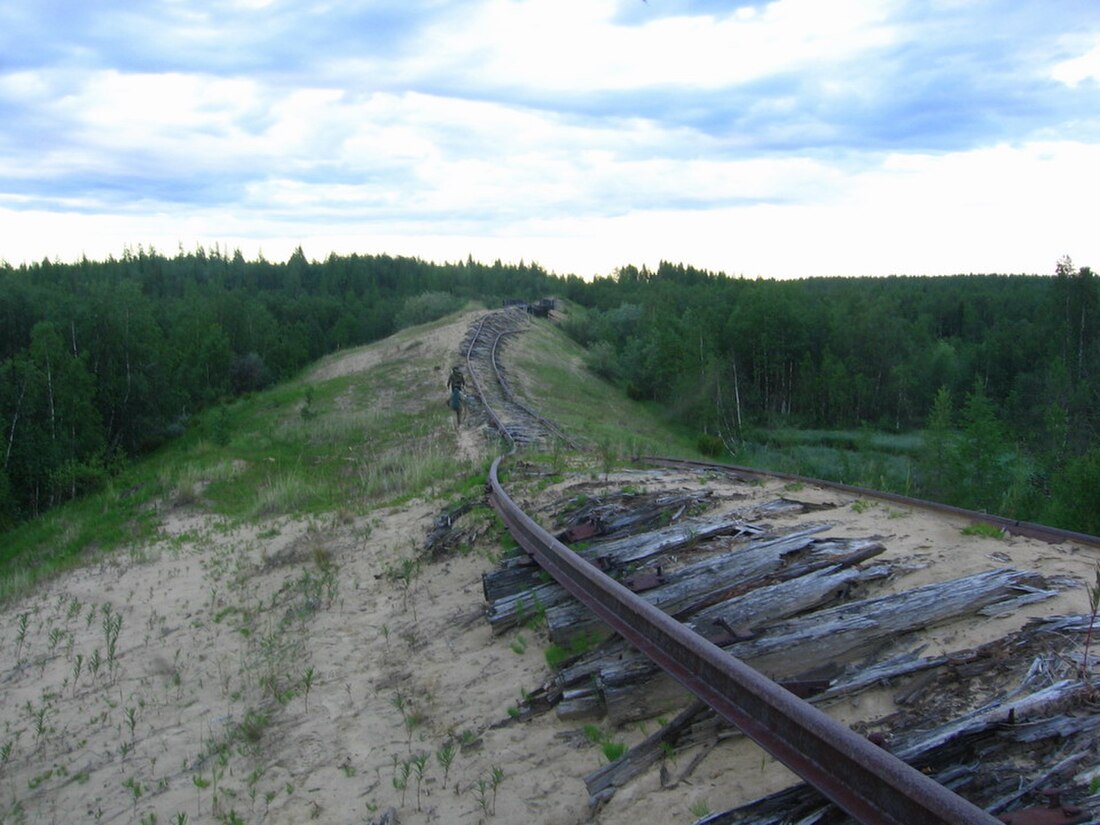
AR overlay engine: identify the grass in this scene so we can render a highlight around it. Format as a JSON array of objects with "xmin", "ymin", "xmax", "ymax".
[
  {"xmin": 508, "ymin": 313, "xmax": 934, "ymax": 500},
  {"xmin": 0, "ymin": 479, "xmax": 162, "ymax": 603},
  {"xmin": 582, "ymin": 723, "xmax": 628, "ymax": 764},
  {"xmin": 509, "ymin": 315, "xmax": 704, "ymax": 460},
  {"xmin": 757, "ymin": 427, "xmax": 924, "ymax": 455},
  {"xmin": 544, "ymin": 629, "xmax": 602, "ymax": 670},
  {"xmin": 11, "ymin": 305, "xmax": 941, "ymax": 607},
  {"xmin": 689, "ymin": 799, "xmax": 712, "ymax": 818},
  {"xmin": 961, "ymin": 521, "xmax": 1004, "ymax": 539},
  {"xmin": 733, "ymin": 434, "xmax": 917, "ymax": 495},
  {"xmin": 509, "ymin": 311, "xmax": 928, "ymax": 492},
  {"xmin": 0, "ymin": 322, "xmax": 482, "ymax": 604}
]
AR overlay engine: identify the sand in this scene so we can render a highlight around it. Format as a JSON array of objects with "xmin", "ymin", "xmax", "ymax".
[{"xmin": 2, "ymin": 311, "xmax": 1098, "ymax": 825}]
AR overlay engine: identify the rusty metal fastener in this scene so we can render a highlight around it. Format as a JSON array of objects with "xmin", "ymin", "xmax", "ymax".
[{"xmin": 622, "ymin": 572, "xmax": 665, "ymax": 592}]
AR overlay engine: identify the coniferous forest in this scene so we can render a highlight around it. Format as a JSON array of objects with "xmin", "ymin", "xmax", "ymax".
[{"xmin": 1, "ymin": 247, "xmax": 1097, "ymax": 535}]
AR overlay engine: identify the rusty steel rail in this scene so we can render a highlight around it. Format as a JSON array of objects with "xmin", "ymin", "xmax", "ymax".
[
  {"xmin": 464, "ymin": 310, "xmax": 581, "ymax": 451},
  {"xmin": 641, "ymin": 456, "xmax": 1100, "ymax": 548},
  {"xmin": 487, "ymin": 455, "xmax": 1003, "ymax": 825},
  {"xmin": 464, "ymin": 312, "xmax": 515, "ymax": 448}
]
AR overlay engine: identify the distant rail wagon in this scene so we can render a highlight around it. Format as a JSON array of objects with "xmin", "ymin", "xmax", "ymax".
[{"xmin": 501, "ymin": 297, "xmax": 556, "ymax": 318}]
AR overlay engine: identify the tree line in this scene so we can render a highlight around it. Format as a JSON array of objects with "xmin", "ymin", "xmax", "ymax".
[
  {"xmin": 0, "ymin": 246, "xmax": 561, "ymax": 525},
  {"xmin": 2, "ymin": 247, "xmax": 1096, "ymax": 535},
  {"xmin": 557, "ymin": 257, "xmax": 1099, "ymax": 533}
]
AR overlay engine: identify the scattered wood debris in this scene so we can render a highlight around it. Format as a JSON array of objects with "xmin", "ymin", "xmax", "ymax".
[{"xmin": 481, "ymin": 464, "xmax": 1100, "ymax": 822}]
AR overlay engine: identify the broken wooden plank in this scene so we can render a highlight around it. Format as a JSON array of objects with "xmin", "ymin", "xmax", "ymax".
[
  {"xmin": 584, "ymin": 699, "xmax": 710, "ymax": 802},
  {"xmin": 688, "ymin": 560, "xmax": 890, "ymax": 643},
  {"xmin": 718, "ymin": 568, "xmax": 1052, "ymax": 681},
  {"xmin": 552, "ymin": 489, "xmax": 716, "ymax": 544},
  {"xmin": 579, "ymin": 510, "xmax": 768, "ymax": 572},
  {"xmin": 696, "ymin": 678, "xmax": 1099, "ymax": 825},
  {"xmin": 596, "ymin": 568, "xmax": 1052, "ymax": 724},
  {"xmin": 481, "ymin": 560, "xmax": 545, "ymax": 604},
  {"xmin": 484, "ymin": 490, "xmax": 721, "ymax": 602},
  {"xmin": 485, "ymin": 511, "xmax": 777, "ymax": 633},
  {"xmin": 553, "ymin": 549, "xmax": 884, "ymax": 699},
  {"xmin": 544, "ymin": 524, "xmax": 837, "ymax": 644},
  {"xmin": 891, "ymin": 677, "xmax": 1090, "ymax": 762},
  {"xmin": 485, "ymin": 580, "xmax": 572, "ymax": 634}
]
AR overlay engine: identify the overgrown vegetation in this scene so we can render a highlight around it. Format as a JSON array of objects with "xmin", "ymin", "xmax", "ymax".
[
  {"xmin": 3, "ymin": 248, "xmax": 1099, "ymax": 551},
  {"xmin": 0, "ymin": 247, "xmax": 559, "ymax": 527},
  {"xmin": 556, "ymin": 257, "xmax": 1100, "ymax": 531},
  {"xmin": 0, "ymin": 318, "xmax": 481, "ymax": 603}
]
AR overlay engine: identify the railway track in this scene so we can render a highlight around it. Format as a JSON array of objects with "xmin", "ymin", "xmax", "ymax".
[
  {"xmin": 464, "ymin": 310, "xmax": 1098, "ymax": 825},
  {"xmin": 462, "ymin": 308, "xmax": 579, "ymax": 450},
  {"xmin": 643, "ymin": 457, "xmax": 1100, "ymax": 550}
]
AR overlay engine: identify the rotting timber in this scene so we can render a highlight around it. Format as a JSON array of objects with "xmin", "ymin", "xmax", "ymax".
[
  {"xmin": 461, "ymin": 306, "xmax": 578, "ymax": 450},
  {"xmin": 458, "ymin": 309, "xmax": 1100, "ymax": 825}
]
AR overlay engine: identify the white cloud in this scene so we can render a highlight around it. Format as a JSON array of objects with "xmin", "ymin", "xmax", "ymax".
[
  {"xmin": 1052, "ymin": 43, "xmax": 1100, "ymax": 87},
  {"xmin": 2, "ymin": 0, "xmax": 1100, "ymax": 278},
  {"xmin": 4, "ymin": 138, "xmax": 1096, "ymax": 277},
  {"xmin": 409, "ymin": 0, "xmax": 897, "ymax": 93}
]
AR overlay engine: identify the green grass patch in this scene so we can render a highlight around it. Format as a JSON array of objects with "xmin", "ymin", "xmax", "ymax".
[
  {"xmin": 601, "ymin": 741, "xmax": 627, "ymax": 762},
  {"xmin": 759, "ymin": 427, "xmax": 924, "ymax": 455},
  {"xmin": 961, "ymin": 521, "xmax": 1004, "ymax": 539},
  {"xmin": 509, "ymin": 317, "xmax": 704, "ymax": 460},
  {"xmin": 544, "ymin": 629, "xmax": 602, "ymax": 670},
  {"xmin": 0, "ymin": 314, "xmax": 483, "ymax": 603},
  {"xmin": 733, "ymin": 438, "xmax": 916, "ymax": 496},
  {"xmin": 581, "ymin": 723, "xmax": 628, "ymax": 763},
  {"xmin": 0, "ymin": 474, "xmax": 162, "ymax": 604}
]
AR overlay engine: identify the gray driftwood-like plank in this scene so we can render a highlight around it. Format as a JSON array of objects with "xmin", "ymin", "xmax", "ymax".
[
  {"xmin": 545, "ymin": 526, "xmax": 868, "ymax": 644},
  {"xmin": 485, "ymin": 510, "xmax": 773, "ymax": 634},
  {"xmin": 579, "ymin": 509, "xmax": 767, "ymax": 572},
  {"xmin": 554, "ymin": 488, "xmax": 716, "ymax": 542},
  {"xmin": 687, "ymin": 559, "xmax": 889, "ymax": 641},
  {"xmin": 694, "ymin": 678, "xmax": 1097, "ymax": 825},
  {"xmin": 585, "ymin": 699, "xmax": 709, "ymax": 804},
  {"xmin": 483, "ymin": 490, "xmax": 721, "ymax": 603},
  {"xmin": 720, "ymin": 567, "xmax": 1049, "ymax": 679},
  {"xmin": 485, "ymin": 580, "xmax": 573, "ymax": 634},
  {"xmin": 891, "ymin": 676, "xmax": 1088, "ymax": 761},
  {"xmin": 481, "ymin": 558, "xmax": 543, "ymax": 604},
  {"xmin": 597, "ymin": 568, "xmax": 1051, "ymax": 724},
  {"xmin": 554, "ymin": 552, "xmax": 886, "ymax": 695}
]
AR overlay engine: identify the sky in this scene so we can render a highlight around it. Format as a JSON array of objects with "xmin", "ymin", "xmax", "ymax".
[{"xmin": 1, "ymin": 1, "xmax": 1100, "ymax": 279}]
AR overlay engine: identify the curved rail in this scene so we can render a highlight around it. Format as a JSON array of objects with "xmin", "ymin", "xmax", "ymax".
[
  {"xmin": 472, "ymin": 312, "xmax": 1096, "ymax": 823},
  {"xmin": 641, "ymin": 456, "xmax": 1100, "ymax": 548},
  {"xmin": 465, "ymin": 312, "xmax": 517, "ymax": 450},
  {"xmin": 487, "ymin": 457, "xmax": 1000, "ymax": 825},
  {"xmin": 464, "ymin": 310, "xmax": 581, "ymax": 451}
]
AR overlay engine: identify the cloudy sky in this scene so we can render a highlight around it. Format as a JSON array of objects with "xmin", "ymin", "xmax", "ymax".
[{"xmin": 2, "ymin": 1, "xmax": 1099, "ymax": 278}]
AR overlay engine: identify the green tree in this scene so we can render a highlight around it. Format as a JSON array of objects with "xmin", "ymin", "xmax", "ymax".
[
  {"xmin": 165, "ymin": 303, "xmax": 232, "ymax": 408},
  {"xmin": 84, "ymin": 280, "xmax": 169, "ymax": 453},
  {"xmin": 28, "ymin": 322, "xmax": 104, "ymax": 504},
  {"xmin": 395, "ymin": 291, "xmax": 463, "ymax": 328},
  {"xmin": 0, "ymin": 467, "xmax": 15, "ymax": 529},
  {"xmin": 956, "ymin": 379, "xmax": 1010, "ymax": 511},
  {"xmin": 1052, "ymin": 256, "xmax": 1098, "ymax": 386},
  {"xmin": 1046, "ymin": 449, "xmax": 1100, "ymax": 534},
  {"xmin": 919, "ymin": 386, "xmax": 956, "ymax": 502}
]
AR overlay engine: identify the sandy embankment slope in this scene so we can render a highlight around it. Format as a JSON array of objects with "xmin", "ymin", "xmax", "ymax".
[{"xmin": 2, "ymin": 308, "xmax": 1098, "ymax": 825}]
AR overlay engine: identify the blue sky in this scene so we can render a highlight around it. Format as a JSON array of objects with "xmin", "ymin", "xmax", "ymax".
[{"xmin": 2, "ymin": 0, "xmax": 1099, "ymax": 278}]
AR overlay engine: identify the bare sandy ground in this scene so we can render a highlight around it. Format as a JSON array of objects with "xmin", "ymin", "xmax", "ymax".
[{"xmin": 2, "ymin": 311, "xmax": 1098, "ymax": 825}]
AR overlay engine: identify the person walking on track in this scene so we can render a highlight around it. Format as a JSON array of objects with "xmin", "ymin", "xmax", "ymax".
[{"xmin": 447, "ymin": 366, "xmax": 466, "ymax": 426}]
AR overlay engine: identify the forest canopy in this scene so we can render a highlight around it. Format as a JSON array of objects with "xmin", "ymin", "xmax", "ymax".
[
  {"xmin": 557, "ymin": 257, "xmax": 1098, "ymax": 532},
  {"xmin": 0, "ymin": 248, "xmax": 1096, "ymax": 534},
  {"xmin": 0, "ymin": 246, "xmax": 563, "ymax": 524}
]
